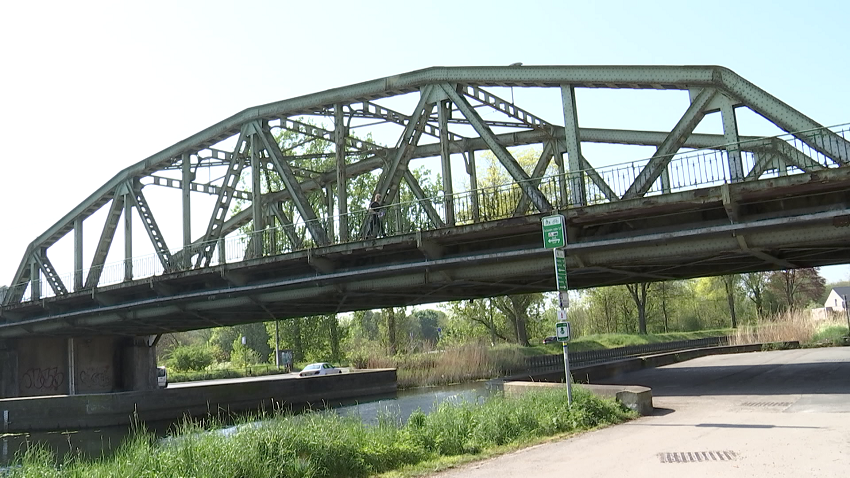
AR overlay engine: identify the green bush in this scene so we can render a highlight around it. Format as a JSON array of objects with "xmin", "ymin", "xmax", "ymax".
[{"xmin": 168, "ymin": 345, "xmax": 215, "ymax": 371}]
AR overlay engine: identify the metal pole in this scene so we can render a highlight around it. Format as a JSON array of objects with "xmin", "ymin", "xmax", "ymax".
[
  {"xmin": 275, "ymin": 320, "xmax": 280, "ymax": 369},
  {"xmin": 844, "ymin": 295, "xmax": 849, "ymax": 334},
  {"xmin": 563, "ymin": 341, "xmax": 572, "ymax": 405}
]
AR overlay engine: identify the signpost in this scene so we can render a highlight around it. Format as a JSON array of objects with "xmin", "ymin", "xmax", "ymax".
[
  {"xmin": 556, "ymin": 320, "xmax": 572, "ymax": 404},
  {"xmin": 542, "ymin": 214, "xmax": 572, "ymax": 405},
  {"xmin": 542, "ymin": 215, "xmax": 566, "ymax": 249}
]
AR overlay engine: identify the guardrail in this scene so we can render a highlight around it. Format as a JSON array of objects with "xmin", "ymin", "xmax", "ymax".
[{"xmin": 521, "ymin": 336, "xmax": 731, "ymax": 371}]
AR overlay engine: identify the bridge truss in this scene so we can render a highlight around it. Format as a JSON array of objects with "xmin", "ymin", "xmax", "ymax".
[{"xmin": 2, "ymin": 65, "xmax": 850, "ymax": 318}]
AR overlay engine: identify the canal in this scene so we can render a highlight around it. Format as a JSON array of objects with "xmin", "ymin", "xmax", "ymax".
[{"xmin": 0, "ymin": 381, "xmax": 493, "ymax": 467}]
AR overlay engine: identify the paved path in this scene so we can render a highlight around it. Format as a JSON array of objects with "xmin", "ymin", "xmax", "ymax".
[{"xmin": 431, "ymin": 347, "xmax": 850, "ymax": 478}]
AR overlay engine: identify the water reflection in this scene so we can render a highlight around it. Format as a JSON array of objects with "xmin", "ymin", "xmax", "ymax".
[
  {"xmin": 337, "ymin": 381, "xmax": 492, "ymax": 424},
  {"xmin": 0, "ymin": 381, "xmax": 494, "ymax": 467}
]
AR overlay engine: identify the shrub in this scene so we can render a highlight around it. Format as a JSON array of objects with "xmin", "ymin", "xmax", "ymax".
[{"xmin": 168, "ymin": 345, "xmax": 215, "ymax": 371}]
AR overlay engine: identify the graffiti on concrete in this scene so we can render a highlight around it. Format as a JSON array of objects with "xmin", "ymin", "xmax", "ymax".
[
  {"xmin": 78, "ymin": 366, "xmax": 113, "ymax": 389},
  {"xmin": 20, "ymin": 367, "xmax": 64, "ymax": 391}
]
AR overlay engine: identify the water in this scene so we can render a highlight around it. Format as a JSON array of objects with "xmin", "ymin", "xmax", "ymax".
[{"xmin": 0, "ymin": 381, "xmax": 494, "ymax": 467}]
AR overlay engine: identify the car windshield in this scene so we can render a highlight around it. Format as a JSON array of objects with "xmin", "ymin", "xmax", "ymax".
[{"xmin": 304, "ymin": 364, "xmax": 321, "ymax": 370}]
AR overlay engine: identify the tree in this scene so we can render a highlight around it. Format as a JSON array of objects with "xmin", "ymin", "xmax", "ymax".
[
  {"xmin": 491, "ymin": 294, "xmax": 544, "ymax": 346},
  {"xmin": 742, "ymin": 272, "xmax": 770, "ymax": 318},
  {"xmin": 722, "ymin": 275, "xmax": 740, "ymax": 328},
  {"xmin": 626, "ymin": 282, "xmax": 652, "ymax": 334},
  {"xmin": 446, "ymin": 298, "xmax": 509, "ymax": 345},
  {"xmin": 768, "ymin": 268, "xmax": 826, "ymax": 311}
]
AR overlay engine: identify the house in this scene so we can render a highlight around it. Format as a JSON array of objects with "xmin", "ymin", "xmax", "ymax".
[{"xmin": 823, "ymin": 286, "xmax": 850, "ymax": 311}]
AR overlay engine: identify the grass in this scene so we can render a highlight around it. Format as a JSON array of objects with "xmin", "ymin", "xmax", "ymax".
[
  {"xmin": 365, "ymin": 343, "xmax": 527, "ymax": 389},
  {"xmin": 5, "ymin": 387, "xmax": 635, "ymax": 478},
  {"xmin": 363, "ymin": 330, "xmax": 736, "ymax": 389},
  {"xmin": 730, "ymin": 310, "xmax": 848, "ymax": 347}
]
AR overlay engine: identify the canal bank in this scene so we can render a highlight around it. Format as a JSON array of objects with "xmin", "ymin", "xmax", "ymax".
[{"xmin": 0, "ymin": 368, "xmax": 396, "ymax": 433}]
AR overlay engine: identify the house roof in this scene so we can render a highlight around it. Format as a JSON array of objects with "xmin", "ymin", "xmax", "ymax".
[{"xmin": 829, "ymin": 286, "xmax": 850, "ymax": 298}]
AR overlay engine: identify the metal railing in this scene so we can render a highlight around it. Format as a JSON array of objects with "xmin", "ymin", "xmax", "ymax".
[
  {"xmin": 522, "ymin": 336, "xmax": 731, "ymax": 370},
  {"xmin": 7, "ymin": 124, "xmax": 849, "ymax": 304}
]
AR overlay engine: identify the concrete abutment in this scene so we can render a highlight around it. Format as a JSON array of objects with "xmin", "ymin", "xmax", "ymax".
[{"xmin": 0, "ymin": 336, "xmax": 157, "ymax": 399}]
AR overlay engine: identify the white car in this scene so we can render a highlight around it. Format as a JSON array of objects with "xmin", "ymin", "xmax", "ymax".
[
  {"xmin": 298, "ymin": 362, "xmax": 342, "ymax": 377},
  {"xmin": 156, "ymin": 366, "xmax": 168, "ymax": 388}
]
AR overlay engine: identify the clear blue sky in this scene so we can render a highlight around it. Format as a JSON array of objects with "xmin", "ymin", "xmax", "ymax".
[{"xmin": 1, "ymin": 0, "xmax": 849, "ymax": 286}]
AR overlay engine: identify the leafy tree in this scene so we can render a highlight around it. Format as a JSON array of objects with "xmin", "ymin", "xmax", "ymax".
[
  {"xmin": 583, "ymin": 285, "xmax": 634, "ymax": 333},
  {"xmin": 626, "ymin": 282, "xmax": 652, "ymax": 334},
  {"xmin": 230, "ymin": 339, "xmax": 263, "ymax": 367},
  {"xmin": 768, "ymin": 268, "xmax": 826, "ymax": 310},
  {"xmin": 721, "ymin": 275, "xmax": 740, "ymax": 328},
  {"xmin": 444, "ymin": 298, "xmax": 507, "ymax": 346},
  {"xmin": 742, "ymin": 272, "xmax": 770, "ymax": 318},
  {"xmin": 410, "ymin": 309, "xmax": 443, "ymax": 345}
]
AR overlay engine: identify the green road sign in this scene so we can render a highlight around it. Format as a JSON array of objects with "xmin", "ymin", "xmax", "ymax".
[
  {"xmin": 556, "ymin": 321, "xmax": 571, "ymax": 342},
  {"xmin": 554, "ymin": 249, "xmax": 567, "ymax": 290},
  {"xmin": 542, "ymin": 214, "xmax": 566, "ymax": 249}
]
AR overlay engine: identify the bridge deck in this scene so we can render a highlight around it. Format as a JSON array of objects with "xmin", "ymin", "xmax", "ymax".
[{"xmin": 2, "ymin": 166, "xmax": 848, "ymax": 337}]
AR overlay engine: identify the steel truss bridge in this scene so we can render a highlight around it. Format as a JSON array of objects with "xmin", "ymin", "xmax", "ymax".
[{"xmin": 1, "ymin": 65, "xmax": 849, "ymax": 338}]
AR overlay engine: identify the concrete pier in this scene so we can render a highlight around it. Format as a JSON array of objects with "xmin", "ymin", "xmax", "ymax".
[{"xmin": 0, "ymin": 369, "xmax": 396, "ymax": 432}]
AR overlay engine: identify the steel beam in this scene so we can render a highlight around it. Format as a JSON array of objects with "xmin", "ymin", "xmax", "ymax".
[
  {"xmin": 719, "ymin": 94, "xmax": 744, "ymax": 182},
  {"xmin": 127, "ymin": 182, "xmax": 173, "ymax": 273},
  {"xmin": 73, "ymin": 218, "xmax": 83, "ymax": 291},
  {"xmin": 85, "ymin": 194, "xmax": 125, "ymax": 289},
  {"xmin": 439, "ymin": 99, "xmax": 455, "ymax": 225},
  {"xmin": 250, "ymin": 135, "xmax": 265, "ymax": 258},
  {"xmin": 561, "ymin": 85, "xmax": 587, "ymax": 206},
  {"xmin": 514, "ymin": 141, "xmax": 555, "ymax": 216},
  {"xmin": 623, "ymin": 88, "xmax": 717, "ymax": 199},
  {"xmin": 334, "ymin": 104, "xmax": 349, "ymax": 242},
  {"xmin": 374, "ymin": 87, "xmax": 435, "ymax": 206},
  {"xmin": 717, "ymin": 69, "xmax": 850, "ymax": 165},
  {"xmin": 33, "ymin": 248, "xmax": 68, "ymax": 296},
  {"xmin": 182, "ymin": 153, "xmax": 193, "ymax": 269},
  {"xmin": 194, "ymin": 130, "xmax": 248, "ymax": 267},
  {"xmin": 461, "ymin": 85, "xmax": 551, "ymax": 128},
  {"xmin": 442, "ymin": 83, "xmax": 552, "ymax": 213},
  {"xmin": 253, "ymin": 121, "xmax": 329, "ymax": 246}
]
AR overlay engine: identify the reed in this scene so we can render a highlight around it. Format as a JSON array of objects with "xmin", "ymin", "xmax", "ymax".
[
  {"xmin": 6, "ymin": 387, "xmax": 634, "ymax": 478},
  {"xmin": 365, "ymin": 343, "xmax": 526, "ymax": 388},
  {"xmin": 730, "ymin": 309, "xmax": 847, "ymax": 346}
]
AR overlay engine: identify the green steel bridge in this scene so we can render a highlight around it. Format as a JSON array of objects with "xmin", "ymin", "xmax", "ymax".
[{"xmin": 1, "ymin": 65, "xmax": 849, "ymax": 338}]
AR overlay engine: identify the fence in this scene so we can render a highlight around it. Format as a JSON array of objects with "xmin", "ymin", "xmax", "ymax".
[{"xmin": 522, "ymin": 336, "xmax": 730, "ymax": 371}]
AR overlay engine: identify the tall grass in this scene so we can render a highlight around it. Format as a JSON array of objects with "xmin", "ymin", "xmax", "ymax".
[
  {"xmin": 5, "ymin": 387, "xmax": 634, "ymax": 478},
  {"xmin": 731, "ymin": 309, "xmax": 848, "ymax": 346},
  {"xmin": 364, "ymin": 343, "xmax": 526, "ymax": 388}
]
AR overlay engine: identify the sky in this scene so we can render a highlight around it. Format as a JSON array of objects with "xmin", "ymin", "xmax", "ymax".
[{"xmin": 1, "ymin": 0, "xmax": 849, "ymax": 289}]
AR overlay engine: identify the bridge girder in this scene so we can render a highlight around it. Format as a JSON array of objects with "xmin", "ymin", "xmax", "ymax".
[{"xmin": 4, "ymin": 65, "xmax": 850, "ymax": 310}]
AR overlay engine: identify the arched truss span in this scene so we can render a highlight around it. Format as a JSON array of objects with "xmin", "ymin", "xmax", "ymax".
[{"xmin": 3, "ymin": 65, "xmax": 849, "ymax": 306}]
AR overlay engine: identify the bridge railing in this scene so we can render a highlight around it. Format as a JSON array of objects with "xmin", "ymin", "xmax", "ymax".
[
  {"xmin": 519, "ymin": 336, "xmax": 731, "ymax": 372},
  {"xmin": 7, "ymin": 124, "xmax": 849, "ymax": 303}
]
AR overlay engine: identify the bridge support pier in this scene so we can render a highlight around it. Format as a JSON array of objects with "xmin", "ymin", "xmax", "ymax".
[{"xmin": 0, "ymin": 336, "xmax": 157, "ymax": 399}]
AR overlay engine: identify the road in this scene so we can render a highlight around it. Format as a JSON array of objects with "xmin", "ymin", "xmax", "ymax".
[{"xmin": 431, "ymin": 347, "xmax": 850, "ymax": 478}]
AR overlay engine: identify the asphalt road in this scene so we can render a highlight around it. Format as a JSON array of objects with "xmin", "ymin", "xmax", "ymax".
[{"xmin": 431, "ymin": 347, "xmax": 850, "ymax": 478}]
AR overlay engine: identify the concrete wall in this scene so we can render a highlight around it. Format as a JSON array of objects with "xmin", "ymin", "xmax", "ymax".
[
  {"xmin": 74, "ymin": 337, "xmax": 119, "ymax": 394},
  {"xmin": 0, "ymin": 336, "xmax": 159, "ymax": 398},
  {"xmin": 0, "ymin": 369, "xmax": 397, "ymax": 432},
  {"xmin": 0, "ymin": 340, "xmax": 17, "ymax": 399},
  {"xmin": 119, "ymin": 338, "xmax": 156, "ymax": 391},
  {"xmin": 16, "ymin": 337, "xmax": 69, "ymax": 397}
]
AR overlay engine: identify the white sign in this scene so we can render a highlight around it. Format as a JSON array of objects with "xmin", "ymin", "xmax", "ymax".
[{"xmin": 556, "ymin": 321, "xmax": 571, "ymax": 342}]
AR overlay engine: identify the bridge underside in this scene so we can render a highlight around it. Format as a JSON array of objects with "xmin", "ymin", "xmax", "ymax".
[{"xmin": 2, "ymin": 167, "xmax": 848, "ymax": 337}]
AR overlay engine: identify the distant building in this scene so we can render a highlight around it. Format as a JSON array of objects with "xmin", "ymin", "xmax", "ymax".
[
  {"xmin": 823, "ymin": 286, "xmax": 850, "ymax": 311},
  {"xmin": 0, "ymin": 285, "xmax": 6, "ymax": 303}
]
